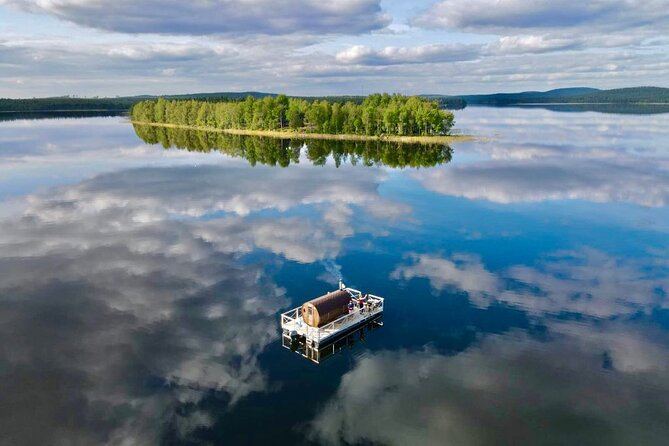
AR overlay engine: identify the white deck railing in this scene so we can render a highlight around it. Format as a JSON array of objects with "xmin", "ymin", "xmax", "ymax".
[
  {"xmin": 317, "ymin": 295, "xmax": 384, "ymax": 338},
  {"xmin": 281, "ymin": 307, "xmax": 300, "ymax": 326}
]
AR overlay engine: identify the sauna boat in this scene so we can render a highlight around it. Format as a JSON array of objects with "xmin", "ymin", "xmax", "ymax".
[{"xmin": 280, "ymin": 281, "xmax": 384, "ymax": 351}]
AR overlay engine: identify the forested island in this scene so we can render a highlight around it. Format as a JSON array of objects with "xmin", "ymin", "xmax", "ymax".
[{"xmin": 130, "ymin": 94, "xmax": 461, "ymax": 143}]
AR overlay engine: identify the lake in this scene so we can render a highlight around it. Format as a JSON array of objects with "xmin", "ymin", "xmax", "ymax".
[{"xmin": 1, "ymin": 107, "xmax": 669, "ymax": 445}]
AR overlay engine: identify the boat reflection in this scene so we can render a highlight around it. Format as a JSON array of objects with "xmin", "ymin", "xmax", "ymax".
[{"xmin": 282, "ymin": 316, "xmax": 384, "ymax": 364}]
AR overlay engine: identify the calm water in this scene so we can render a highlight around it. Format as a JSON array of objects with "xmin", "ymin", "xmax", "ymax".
[{"xmin": 1, "ymin": 107, "xmax": 669, "ymax": 445}]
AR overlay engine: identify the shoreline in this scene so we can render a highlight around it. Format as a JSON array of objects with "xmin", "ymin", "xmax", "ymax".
[
  {"xmin": 131, "ymin": 120, "xmax": 474, "ymax": 144},
  {"xmin": 506, "ymin": 102, "xmax": 669, "ymax": 107},
  {"xmin": 1, "ymin": 109, "xmax": 127, "ymax": 113}
]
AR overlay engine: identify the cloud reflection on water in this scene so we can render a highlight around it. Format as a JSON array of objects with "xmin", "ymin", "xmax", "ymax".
[
  {"xmin": 392, "ymin": 249, "xmax": 669, "ymax": 319},
  {"xmin": 310, "ymin": 322, "xmax": 669, "ymax": 446},
  {"xmin": 416, "ymin": 157, "xmax": 669, "ymax": 207},
  {"xmin": 2, "ymin": 108, "xmax": 669, "ymax": 444},
  {"xmin": 415, "ymin": 108, "xmax": 669, "ymax": 207},
  {"xmin": 0, "ymin": 160, "xmax": 404, "ymax": 443}
]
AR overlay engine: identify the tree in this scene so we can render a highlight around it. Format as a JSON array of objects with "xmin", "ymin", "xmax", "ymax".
[{"xmin": 287, "ymin": 101, "xmax": 304, "ymax": 129}]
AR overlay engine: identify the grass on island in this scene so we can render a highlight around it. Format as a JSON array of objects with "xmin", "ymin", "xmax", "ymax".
[{"xmin": 130, "ymin": 121, "xmax": 474, "ymax": 145}]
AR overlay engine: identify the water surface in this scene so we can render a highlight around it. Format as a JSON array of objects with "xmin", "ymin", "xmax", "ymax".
[{"xmin": 1, "ymin": 107, "xmax": 668, "ymax": 445}]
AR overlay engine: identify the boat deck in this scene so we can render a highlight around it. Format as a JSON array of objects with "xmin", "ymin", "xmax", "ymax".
[
  {"xmin": 280, "ymin": 286, "xmax": 384, "ymax": 348},
  {"xmin": 282, "ymin": 316, "xmax": 384, "ymax": 363}
]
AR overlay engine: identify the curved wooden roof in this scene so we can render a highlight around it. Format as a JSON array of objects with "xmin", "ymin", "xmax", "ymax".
[{"xmin": 305, "ymin": 289, "xmax": 350, "ymax": 313}]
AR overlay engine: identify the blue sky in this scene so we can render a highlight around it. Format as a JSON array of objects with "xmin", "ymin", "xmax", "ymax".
[{"xmin": 0, "ymin": 0, "xmax": 667, "ymax": 97}]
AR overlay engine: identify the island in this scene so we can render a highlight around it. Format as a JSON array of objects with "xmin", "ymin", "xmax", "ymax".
[{"xmin": 130, "ymin": 94, "xmax": 470, "ymax": 144}]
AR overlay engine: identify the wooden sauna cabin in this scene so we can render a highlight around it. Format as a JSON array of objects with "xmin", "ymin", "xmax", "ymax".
[
  {"xmin": 280, "ymin": 281, "xmax": 385, "ymax": 351},
  {"xmin": 301, "ymin": 289, "xmax": 351, "ymax": 327}
]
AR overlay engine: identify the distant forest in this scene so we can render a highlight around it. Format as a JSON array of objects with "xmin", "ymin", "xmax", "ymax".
[
  {"xmin": 457, "ymin": 87, "xmax": 669, "ymax": 105},
  {"xmin": 131, "ymin": 94, "xmax": 455, "ymax": 136},
  {"xmin": 2, "ymin": 87, "xmax": 667, "ymax": 114},
  {"xmin": 0, "ymin": 97, "xmax": 136, "ymax": 112},
  {"xmin": 0, "ymin": 93, "xmax": 270, "ymax": 112},
  {"xmin": 0, "ymin": 110, "xmax": 125, "ymax": 122}
]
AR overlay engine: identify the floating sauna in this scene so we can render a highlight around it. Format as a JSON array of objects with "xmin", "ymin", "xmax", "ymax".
[{"xmin": 280, "ymin": 281, "xmax": 384, "ymax": 352}]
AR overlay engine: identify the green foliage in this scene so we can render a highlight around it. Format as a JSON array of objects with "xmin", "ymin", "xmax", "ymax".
[
  {"xmin": 130, "ymin": 93, "xmax": 456, "ymax": 136},
  {"xmin": 133, "ymin": 123, "xmax": 453, "ymax": 169}
]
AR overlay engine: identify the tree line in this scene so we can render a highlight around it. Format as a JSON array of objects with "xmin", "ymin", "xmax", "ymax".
[
  {"xmin": 0, "ymin": 111, "xmax": 124, "ymax": 122},
  {"xmin": 131, "ymin": 94, "xmax": 455, "ymax": 136},
  {"xmin": 133, "ymin": 123, "xmax": 452, "ymax": 168},
  {"xmin": 0, "ymin": 97, "xmax": 135, "ymax": 112}
]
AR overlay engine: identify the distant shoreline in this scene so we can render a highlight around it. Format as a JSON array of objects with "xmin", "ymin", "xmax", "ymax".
[
  {"xmin": 500, "ymin": 102, "xmax": 669, "ymax": 106},
  {"xmin": 131, "ymin": 121, "xmax": 474, "ymax": 144},
  {"xmin": 0, "ymin": 109, "xmax": 127, "ymax": 113}
]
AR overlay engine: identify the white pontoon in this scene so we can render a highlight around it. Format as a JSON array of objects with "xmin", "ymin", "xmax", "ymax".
[{"xmin": 280, "ymin": 281, "xmax": 384, "ymax": 351}]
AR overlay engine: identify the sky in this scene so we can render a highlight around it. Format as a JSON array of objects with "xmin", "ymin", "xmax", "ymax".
[{"xmin": 0, "ymin": 0, "xmax": 668, "ymax": 97}]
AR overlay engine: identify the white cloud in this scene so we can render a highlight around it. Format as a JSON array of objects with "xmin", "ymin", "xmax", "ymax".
[
  {"xmin": 1, "ymin": 0, "xmax": 668, "ymax": 99},
  {"xmin": 492, "ymin": 34, "xmax": 583, "ymax": 54},
  {"xmin": 412, "ymin": 0, "xmax": 668, "ymax": 33},
  {"xmin": 335, "ymin": 36, "xmax": 587, "ymax": 67},
  {"xmin": 336, "ymin": 43, "xmax": 481, "ymax": 65},
  {"xmin": 2, "ymin": 0, "xmax": 390, "ymax": 35}
]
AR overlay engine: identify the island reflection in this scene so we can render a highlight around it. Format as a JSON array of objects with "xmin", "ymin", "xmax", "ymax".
[{"xmin": 133, "ymin": 123, "xmax": 453, "ymax": 168}]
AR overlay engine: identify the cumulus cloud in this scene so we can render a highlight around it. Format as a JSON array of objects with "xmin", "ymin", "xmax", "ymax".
[
  {"xmin": 2, "ymin": 0, "xmax": 390, "ymax": 35},
  {"xmin": 1, "ymin": 37, "xmax": 241, "ymax": 72},
  {"xmin": 412, "ymin": 0, "xmax": 668, "ymax": 33},
  {"xmin": 386, "ymin": 0, "xmax": 669, "ymax": 79},
  {"xmin": 334, "ymin": 36, "xmax": 588, "ymax": 67},
  {"xmin": 1, "ymin": 0, "xmax": 669, "ymax": 94},
  {"xmin": 336, "ymin": 43, "xmax": 481, "ymax": 65},
  {"xmin": 3, "ymin": 21, "xmax": 668, "ymax": 96},
  {"xmin": 310, "ymin": 323, "xmax": 669, "ymax": 445},
  {"xmin": 392, "ymin": 249, "xmax": 669, "ymax": 319},
  {"xmin": 491, "ymin": 34, "xmax": 583, "ymax": 54}
]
